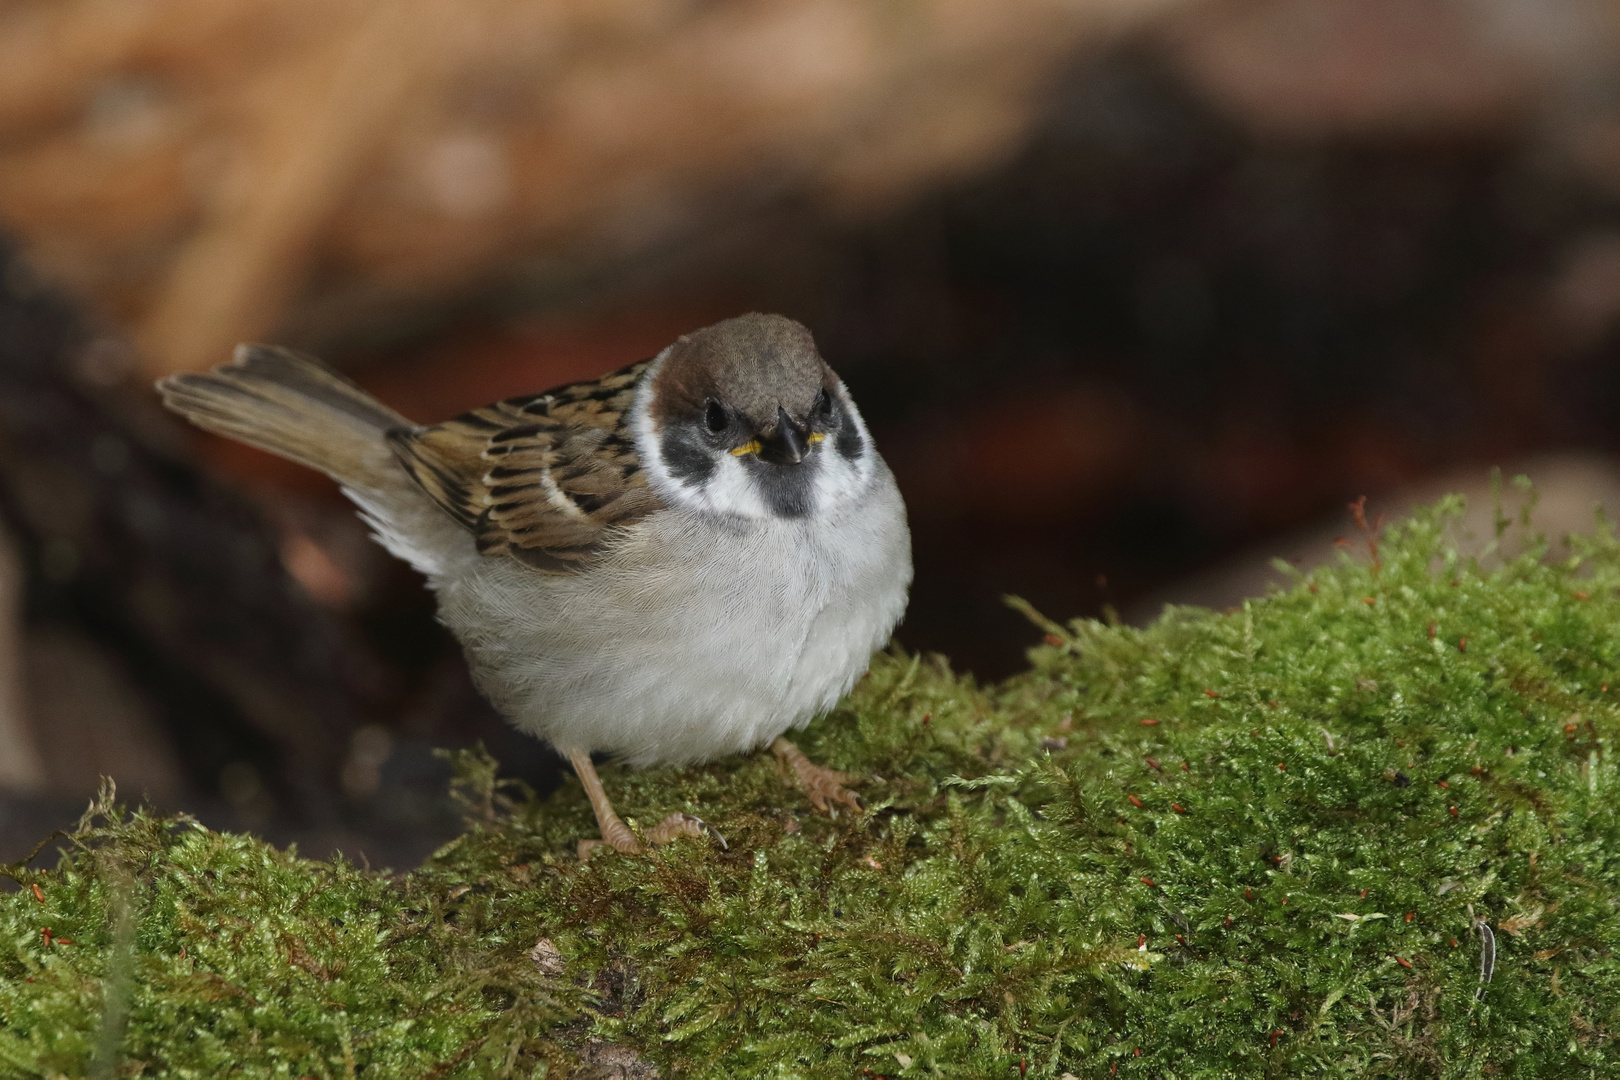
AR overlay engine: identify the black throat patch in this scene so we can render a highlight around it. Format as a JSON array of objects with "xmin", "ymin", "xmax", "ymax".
[{"xmin": 744, "ymin": 456, "xmax": 818, "ymax": 518}]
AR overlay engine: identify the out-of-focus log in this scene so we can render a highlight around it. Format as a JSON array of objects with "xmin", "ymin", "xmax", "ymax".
[
  {"xmin": 136, "ymin": 0, "xmax": 466, "ymax": 376},
  {"xmin": 0, "ymin": 0, "xmax": 1187, "ymax": 378},
  {"xmin": 0, "ymin": 0, "xmax": 335, "ymax": 137},
  {"xmin": 1156, "ymin": 0, "xmax": 1544, "ymax": 137}
]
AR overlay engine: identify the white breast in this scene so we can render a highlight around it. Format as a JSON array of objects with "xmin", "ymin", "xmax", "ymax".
[{"xmin": 430, "ymin": 459, "xmax": 911, "ymax": 767}]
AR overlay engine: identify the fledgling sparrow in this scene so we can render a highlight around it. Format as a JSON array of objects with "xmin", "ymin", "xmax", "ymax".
[{"xmin": 157, "ymin": 314, "xmax": 912, "ymax": 854}]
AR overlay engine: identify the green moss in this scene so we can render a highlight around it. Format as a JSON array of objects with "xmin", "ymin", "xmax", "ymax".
[{"xmin": 6, "ymin": 495, "xmax": 1620, "ymax": 1077}]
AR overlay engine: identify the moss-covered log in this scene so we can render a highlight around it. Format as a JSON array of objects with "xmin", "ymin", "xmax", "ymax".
[{"xmin": 5, "ymin": 498, "xmax": 1620, "ymax": 1077}]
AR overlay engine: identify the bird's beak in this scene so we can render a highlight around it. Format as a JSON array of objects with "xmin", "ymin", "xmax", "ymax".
[{"xmin": 759, "ymin": 406, "xmax": 809, "ymax": 465}]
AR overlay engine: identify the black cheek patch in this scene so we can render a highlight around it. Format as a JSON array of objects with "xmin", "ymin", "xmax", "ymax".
[
  {"xmin": 835, "ymin": 422, "xmax": 865, "ymax": 463},
  {"xmin": 661, "ymin": 427, "xmax": 715, "ymax": 486}
]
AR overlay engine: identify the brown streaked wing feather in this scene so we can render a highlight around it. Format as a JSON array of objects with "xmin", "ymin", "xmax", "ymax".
[{"xmin": 388, "ymin": 359, "xmax": 661, "ymax": 570}]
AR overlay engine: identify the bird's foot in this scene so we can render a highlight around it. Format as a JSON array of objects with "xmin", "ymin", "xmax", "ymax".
[
  {"xmin": 771, "ymin": 737, "xmax": 862, "ymax": 817},
  {"xmin": 578, "ymin": 812, "xmax": 725, "ymax": 860},
  {"xmin": 568, "ymin": 748, "xmax": 727, "ymax": 860}
]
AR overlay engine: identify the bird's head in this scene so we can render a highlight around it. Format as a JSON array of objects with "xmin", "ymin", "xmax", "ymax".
[{"xmin": 635, "ymin": 313, "xmax": 874, "ymax": 520}]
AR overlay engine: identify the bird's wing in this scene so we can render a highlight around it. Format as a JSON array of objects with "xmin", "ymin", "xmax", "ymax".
[{"xmin": 387, "ymin": 359, "xmax": 663, "ymax": 571}]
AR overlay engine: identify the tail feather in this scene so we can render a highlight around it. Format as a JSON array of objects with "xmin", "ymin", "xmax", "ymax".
[{"xmin": 156, "ymin": 344, "xmax": 413, "ymax": 489}]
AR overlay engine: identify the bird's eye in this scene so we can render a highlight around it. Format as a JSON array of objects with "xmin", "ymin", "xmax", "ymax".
[
  {"xmin": 813, "ymin": 389, "xmax": 832, "ymax": 418},
  {"xmin": 704, "ymin": 399, "xmax": 728, "ymax": 434}
]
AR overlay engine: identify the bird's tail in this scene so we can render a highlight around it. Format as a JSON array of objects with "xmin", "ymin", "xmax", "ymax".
[{"xmin": 156, "ymin": 344, "xmax": 413, "ymax": 491}]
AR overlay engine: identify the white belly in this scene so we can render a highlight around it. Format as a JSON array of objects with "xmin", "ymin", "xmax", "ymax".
[{"xmin": 430, "ymin": 462, "xmax": 911, "ymax": 767}]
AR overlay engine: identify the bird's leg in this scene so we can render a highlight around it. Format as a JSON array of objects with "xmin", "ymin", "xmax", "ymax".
[
  {"xmin": 569, "ymin": 750, "xmax": 641, "ymax": 856},
  {"xmin": 567, "ymin": 750, "xmax": 717, "ymax": 859},
  {"xmin": 771, "ymin": 737, "xmax": 862, "ymax": 816}
]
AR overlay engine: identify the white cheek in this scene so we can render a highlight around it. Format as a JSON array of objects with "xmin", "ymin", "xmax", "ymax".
[
  {"xmin": 693, "ymin": 453, "xmax": 771, "ymax": 518},
  {"xmin": 632, "ymin": 375, "xmax": 771, "ymax": 519},
  {"xmin": 812, "ymin": 445, "xmax": 860, "ymax": 510},
  {"xmin": 818, "ymin": 382, "xmax": 877, "ymax": 504}
]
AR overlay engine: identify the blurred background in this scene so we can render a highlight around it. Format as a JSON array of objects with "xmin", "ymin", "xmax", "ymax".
[{"xmin": 5, "ymin": 0, "xmax": 1620, "ymax": 867}]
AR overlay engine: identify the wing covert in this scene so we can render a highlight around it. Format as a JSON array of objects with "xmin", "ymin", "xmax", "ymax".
[{"xmin": 388, "ymin": 359, "xmax": 661, "ymax": 571}]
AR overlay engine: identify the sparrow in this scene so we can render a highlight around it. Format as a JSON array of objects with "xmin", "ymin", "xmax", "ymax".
[{"xmin": 157, "ymin": 313, "xmax": 912, "ymax": 855}]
